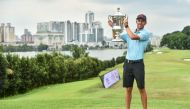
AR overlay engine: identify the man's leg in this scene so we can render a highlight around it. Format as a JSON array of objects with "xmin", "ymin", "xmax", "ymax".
[
  {"xmin": 125, "ymin": 87, "xmax": 133, "ymax": 109},
  {"xmin": 123, "ymin": 61, "xmax": 134, "ymax": 109},
  {"xmin": 132, "ymin": 62, "xmax": 147, "ymax": 109},
  {"xmin": 139, "ymin": 88, "xmax": 147, "ymax": 109}
]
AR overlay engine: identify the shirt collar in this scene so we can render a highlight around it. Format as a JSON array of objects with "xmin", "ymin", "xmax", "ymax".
[{"xmin": 135, "ymin": 28, "xmax": 144, "ymax": 33}]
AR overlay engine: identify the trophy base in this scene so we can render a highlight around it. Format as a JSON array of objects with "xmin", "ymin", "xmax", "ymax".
[{"xmin": 112, "ymin": 39, "xmax": 123, "ymax": 42}]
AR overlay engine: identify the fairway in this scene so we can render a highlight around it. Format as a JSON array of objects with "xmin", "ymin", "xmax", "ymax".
[{"xmin": 1, "ymin": 49, "xmax": 190, "ymax": 109}]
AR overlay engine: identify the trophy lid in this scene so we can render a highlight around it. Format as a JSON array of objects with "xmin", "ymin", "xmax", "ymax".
[{"xmin": 114, "ymin": 8, "xmax": 125, "ymax": 16}]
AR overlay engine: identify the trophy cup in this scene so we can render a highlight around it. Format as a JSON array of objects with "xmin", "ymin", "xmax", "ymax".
[{"xmin": 108, "ymin": 8, "xmax": 126, "ymax": 42}]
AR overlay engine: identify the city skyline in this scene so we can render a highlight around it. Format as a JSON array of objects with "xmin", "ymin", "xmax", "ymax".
[{"xmin": 1, "ymin": 0, "xmax": 190, "ymax": 38}]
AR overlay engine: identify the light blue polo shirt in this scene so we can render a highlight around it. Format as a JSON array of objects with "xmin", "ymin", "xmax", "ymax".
[{"xmin": 120, "ymin": 28, "xmax": 150, "ymax": 60}]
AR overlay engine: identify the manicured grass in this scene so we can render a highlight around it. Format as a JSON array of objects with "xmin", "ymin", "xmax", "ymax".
[{"xmin": 1, "ymin": 48, "xmax": 190, "ymax": 109}]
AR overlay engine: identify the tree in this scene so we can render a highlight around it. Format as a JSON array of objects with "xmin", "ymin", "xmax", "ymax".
[
  {"xmin": 0, "ymin": 45, "xmax": 3, "ymax": 52},
  {"xmin": 37, "ymin": 43, "xmax": 48, "ymax": 51},
  {"xmin": 116, "ymin": 56, "xmax": 125, "ymax": 64},
  {"xmin": 160, "ymin": 28, "xmax": 189, "ymax": 49},
  {"xmin": 18, "ymin": 57, "xmax": 32, "ymax": 93},
  {"xmin": 0, "ymin": 53, "xmax": 8, "ymax": 97},
  {"xmin": 145, "ymin": 42, "xmax": 153, "ymax": 52},
  {"xmin": 182, "ymin": 25, "xmax": 190, "ymax": 35},
  {"xmin": 71, "ymin": 46, "xmax": 88, "ymax": 59},
  {"xmin": 64, "ymin": 58, "xmax": 76, "ymax": 82},
  {"xmin": 101, "ymin": 40, "xmax": 106, "ymax": 47},
  {"xmin": 48, "ymin": 57, "xmax": 61, "ymax": 84},
  {"xmin": 160, "ymin": 33, "xmax": 170, "ymax": 47},
  {"xmin": 111, "ymin": 58, "xmax": 116, "ymax": 67},
  {"xmin": 35, "ymin": 53, "xmax": 51, "ymax": 85},
  {"xmin": 6, "ymin": 54, "xmax": 21, "ymax": 96},
  {"xmin": 62, "ymin": 44, "xmax": 75, "ymax": 51}
]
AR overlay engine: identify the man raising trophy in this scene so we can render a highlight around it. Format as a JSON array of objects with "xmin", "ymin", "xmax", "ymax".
[{"xmin": 108, "ymin": 8, "xmax": 150, "ymax": 109}]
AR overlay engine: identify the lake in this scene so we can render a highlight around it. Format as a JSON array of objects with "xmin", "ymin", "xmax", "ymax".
[{"xmin": 4, "ymin": 49, "xmax": 126, "ymax": 60}]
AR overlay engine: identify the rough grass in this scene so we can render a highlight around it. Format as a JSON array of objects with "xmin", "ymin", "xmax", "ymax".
[{"xmin": 1, "ymin": 48, "xmax": 190, "ymax": 109}]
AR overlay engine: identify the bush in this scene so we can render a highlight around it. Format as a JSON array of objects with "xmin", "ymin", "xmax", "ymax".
[
  {"xmin": 0, "ymin": 51, "xmax": 122, "ymax": 98},
  {"xmin": 116, "ymin": 56, "xmax": 125, "ymax": 64}
]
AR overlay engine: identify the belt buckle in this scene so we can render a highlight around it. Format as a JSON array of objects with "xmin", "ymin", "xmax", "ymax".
[{"xmin": 127, "ymin": 60, "xmax": 130, "ymax": 63}]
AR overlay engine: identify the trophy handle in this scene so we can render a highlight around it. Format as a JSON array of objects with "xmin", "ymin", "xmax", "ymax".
[
  {"xmin": 126, "ymin": 15, "xmax": 128, "ymax": 20},
  {"xmin": 122, "ymin": 15, "xmax": 128, "ymax": 25},
  {"xmin": 124, "ymin": 15, "xmax": 128, "ymax": 20},
  {"xmin": 108, "ymin": 15, "xmax": 112, "ymax": 21}
]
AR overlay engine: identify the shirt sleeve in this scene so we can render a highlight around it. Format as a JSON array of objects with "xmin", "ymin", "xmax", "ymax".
[
  {"xmin": 138, "ymin": 30, "xmax": 150, "ymax": 41},
  {"xmin": 120, "ymin": 32, "xmax": 128, "ymax": 42}
]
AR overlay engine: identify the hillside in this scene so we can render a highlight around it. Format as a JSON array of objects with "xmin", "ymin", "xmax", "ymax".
[{"xmin": 1, "ymin": 48, "xmax": 190, "ymax": 109}]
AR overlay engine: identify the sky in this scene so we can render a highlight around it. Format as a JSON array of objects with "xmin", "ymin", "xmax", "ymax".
[{"xmin": 1, "ymin": 0, "xmax": 190, "ymax": 38}]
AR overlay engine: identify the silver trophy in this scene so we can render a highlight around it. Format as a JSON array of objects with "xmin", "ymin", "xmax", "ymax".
[{"xmin": 108, "ymin": 8, "xmax": 126, "ymax": 42}]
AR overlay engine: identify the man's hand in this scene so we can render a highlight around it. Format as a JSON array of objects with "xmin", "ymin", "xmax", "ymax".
[
  {"xmin": 123, "ymin": 18, "xmax": 128, "ymax": 28},
  {"xmin": 108, "ymin": 20, "xmax": 113, "ymax": 27}
]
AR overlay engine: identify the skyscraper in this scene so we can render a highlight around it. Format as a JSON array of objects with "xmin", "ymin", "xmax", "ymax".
[
  {"xmin": 79, "ymin": 23, "xmax": 89, "ymax": 43},
  {"xmin": 0, "ymin": 23, "xmax": 15, "ymax": 43},
  {"xmin": 35, "ymin": 21, "xmax": 64, "ymax": 49},
  {"xmin": 83, "ymin": 11, "xmax": 104, "ymax": 44},
  {"xmin": 91, "ymin": 21, "xmax": 104, "ymax": 43},
  {"xmin": 21, "ymin": 29, "xmax": 33, "ymax": 43},
  {"xmin": 85, "ymin": 11, "xmax": 94, "ymax": 29},
  {"xmin": 37, "ymin": 21, "xmax": 64, "ymax": 33},
  {"xmin": 63, "ymin": 20, "xmax": 72, "ymax": 43}
]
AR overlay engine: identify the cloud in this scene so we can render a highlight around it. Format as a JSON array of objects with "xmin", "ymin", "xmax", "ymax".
[
  {"xmin": 1, "ymin": 0, "xmax": 190, "ymax": 37},
  {"xmin": 85, "ymin": 0, "xmax": 134, "ymax": 4},
  {"xmin": 177, "ymin": 0, "xmax": 190, "ymax": 5}
]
